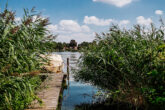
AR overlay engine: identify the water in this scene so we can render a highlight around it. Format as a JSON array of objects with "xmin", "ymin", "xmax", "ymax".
[{"xmin": 55, "ymin": 52, "xmax": 98, "ymax": 110}]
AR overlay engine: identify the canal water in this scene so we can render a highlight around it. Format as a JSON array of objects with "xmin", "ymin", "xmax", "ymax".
[{"xmin": 55, "ymin": 52, "xmax": 98, "ymax": 110}]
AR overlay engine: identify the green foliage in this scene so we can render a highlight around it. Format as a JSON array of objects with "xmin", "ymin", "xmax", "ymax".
[
  {"xmin": 78, "ymin": 41, "xmax": 96, "ymax": 50},
  {"xmin": 74, "ymin": 24, "xmax": 165, "ymax": 109},
  {"xmin": 0, "ymin": 6, "xmax": 54, "ymax": 110},
  {"xmin": 69, "ymin": 39, "xmax": 77, "ymax": 48},
  {"xmin": 0, "ymin": 7, "xmax": 54, "ymax": 76},
  {"xmin": 43, "ymin": 40, "xmax": 97, "ymax": 52},
  {"xmin": 0, "ymin": 76, "xmax": 42, "ymax": 110}
]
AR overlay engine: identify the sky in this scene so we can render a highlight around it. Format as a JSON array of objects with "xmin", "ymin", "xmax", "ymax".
[{"xmin": 0, "ymin": 0, "xmax": 165, "ymax": 43}]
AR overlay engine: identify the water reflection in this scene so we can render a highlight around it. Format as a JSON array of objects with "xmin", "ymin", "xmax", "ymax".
[{"xmin": 55, "ymin": 52, "xmax": 98, "ymax": 110}]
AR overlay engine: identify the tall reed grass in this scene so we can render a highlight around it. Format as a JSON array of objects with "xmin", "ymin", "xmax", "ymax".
[
  {"xmin": 0, "ymin": 6, "xmax": 55, "ymax": 109},
  {"xmin": 74, "ymin": 24, "xmax": 165, "ymax": 109}
]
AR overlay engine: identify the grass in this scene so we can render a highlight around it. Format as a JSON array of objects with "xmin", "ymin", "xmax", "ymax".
[
  {"xmin": 74, "ymin": 24, "xmax": 165, "ymax": 109},
  {"xmin": 0, "ymin": 5, "xmax": 56, "ymax": 110}
]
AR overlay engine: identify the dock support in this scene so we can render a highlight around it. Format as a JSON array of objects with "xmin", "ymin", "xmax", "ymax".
[
  {"xmin": 67, "ymin": 58, "xmax": 69, "ymax": 80},
  {"xmin": 67, "ymin": 58, "xmax": 70, "ymax": 89}
]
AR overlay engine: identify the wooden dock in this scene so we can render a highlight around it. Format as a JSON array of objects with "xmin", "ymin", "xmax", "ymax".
[{"xmin": 26, "ymin": 73, "xmax": 66, "ymax": 110}]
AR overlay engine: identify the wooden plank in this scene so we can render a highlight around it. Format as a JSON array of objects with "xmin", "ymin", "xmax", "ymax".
[{"xmin": 26, "ymin": 73, "xmax": 65, "ymax": 110}]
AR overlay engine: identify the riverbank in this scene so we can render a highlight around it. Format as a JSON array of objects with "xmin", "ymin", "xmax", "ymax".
[{"xmin": 0, "ymin": 7, "xmax": 61, "ymax": 110}]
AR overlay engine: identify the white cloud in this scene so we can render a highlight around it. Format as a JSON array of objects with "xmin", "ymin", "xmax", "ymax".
[
  {"xmin": 32, "ymin": 16, "xmax": 38, "ymax": 22},
  {"xmin": 84, "ymin": 16, "xmax": 130, "ymax": 27},
  {"xmin": 47, "ymin": 17, "xmax": 130, "ymax": 43},
  {"xmin": 136, "ymin": 16, "xmax": 152, "ymax": 26},
  {"xmin": 56, "ymin": 32, "xmax": 95, "ymax": 43},
  {"xmin": 81, "ymin": 25, "xmax": 91, "ymax": 32},
  {"xmin": 47, "ymin": 20, "xmax": 92, "ymax": 43},
  {"xmin": 47, "ymin": 20, "xmax": 90, "ymax": 34},
  {"xmin": 93, "ymin": 0, "xmax": 133, "ymax": 7},
  {"xmin": 84, "ymin": 16, "xmax": 113, "ymax": 26},
  {"xmin": 47, "ymin": 24, "xmax": 58, "ymax": 32},
  {"xmin": 15, "ymin": 17, "xmax": 21, "ymax": 22},
  {"xmin": 46, "ymin": 18, "xmax": 131, "ymax": 43},
  {"xmin": 32, "ymin": 15, "xmax": 47, "ymax": 22},
  {"xmin": 59, "ymin": 20, "xmax": 81, "ymax": 32},
  {"xmin": 155, "ymin": 10, "xmax": 163, "ymax": 15},
  {"xmin": 119, "ymin": 20, "xmax": 130, "ymax": 26},
  {"xmin": 59, "ymin": 20, "xmax": 90, "ymax": 32}
]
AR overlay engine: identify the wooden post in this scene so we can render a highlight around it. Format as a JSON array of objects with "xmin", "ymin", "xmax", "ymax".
[
  {"xmin": 67, "ymin": 58, "xmax": 69, "ymax": 66},
  {"xmin": 67, "ymin": 58, "xmax": 69, "ymax": 80},
  {"xmin": 67, "ymin": 58, "xmax": 70, "ymax": 88}
]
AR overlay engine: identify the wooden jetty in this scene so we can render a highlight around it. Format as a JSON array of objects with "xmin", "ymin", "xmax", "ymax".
[
  {"xmin": 26, "ymin": 73, "xmax": 66, "ymax": 110},
  {"xmin": 26, "ymin": 54, "xmax": 68, "ymax": 110}
]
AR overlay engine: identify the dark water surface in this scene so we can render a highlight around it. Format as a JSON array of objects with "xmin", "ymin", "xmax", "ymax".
[{"xmin": 55, "ymin": 52, "xmax": 98, "ymax": 110}]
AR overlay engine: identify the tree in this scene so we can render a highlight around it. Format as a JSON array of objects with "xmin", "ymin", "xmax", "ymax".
[
  {"xmin": 56, "ymin": 42, "xmax": 64, "ymax": 51},
  {"xmin": 69, "ymin": 39, "xmax": 77, "ymax": 48}
]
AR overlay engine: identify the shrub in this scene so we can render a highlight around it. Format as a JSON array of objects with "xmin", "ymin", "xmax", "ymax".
[
  {"xmin": 0, "ymin": 6, "xmax": 55, "ymax": 76},
  {"xmin": 0, "ymin": 76, "xmax": 42, "ymax": 110},
  {"xmin": 0, "ymin": 6, "xmax": 55, "ymax": 109},
  {"xmin": 74, "ymin": 24, "xmax": 165, "ymax": 109}
]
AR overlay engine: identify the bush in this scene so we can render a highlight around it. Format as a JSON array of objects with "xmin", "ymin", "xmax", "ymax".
[
  {"xmin": 0, "ymin": 76, "xmax": 42, "ymax": 110},
  {"xmin": 0, "ymin": 6, "xmax": 54, "ymax": 76},
  {"xmin": 0, "ymin": 6, "xmax": 55, "ymax": 109},
  {"xmin": 74, "ymin": 24, "xmax": 165, "ymax": 109}
]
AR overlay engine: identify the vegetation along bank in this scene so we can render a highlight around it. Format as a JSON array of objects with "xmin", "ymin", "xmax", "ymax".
[
  {"xmin": 0, "ymin": 6, "xmax": 56, "ymax": 110},
  {"xmin": 74, "ymin": 24, "xmax": 165, "ymax": 110}
]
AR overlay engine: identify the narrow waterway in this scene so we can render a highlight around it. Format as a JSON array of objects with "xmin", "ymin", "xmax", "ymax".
[{"xmin": 55, "ymin": 52, "xmax": 98, "ymax": 110}]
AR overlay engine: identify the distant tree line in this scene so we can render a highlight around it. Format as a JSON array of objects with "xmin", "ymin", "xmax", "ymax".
[
  {"xmin": 43, "ymin": 39, "xmax": 96, "ymax": 52},
  {"xmin": 78, "ymin": 41, "xmax": 96, "ymax": 50}
]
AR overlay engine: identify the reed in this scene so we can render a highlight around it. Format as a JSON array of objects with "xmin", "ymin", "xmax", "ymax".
[
  {"xmin": 0, "ymin": 6, "xmax": 55, "ymax": 109},
  {"xmin": 74, "ymin": 24, "xmax": 165, "ymax": 109}
]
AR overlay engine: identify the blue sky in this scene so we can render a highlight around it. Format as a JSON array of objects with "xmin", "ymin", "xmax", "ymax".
[{"xmin": 0, "ymin": 0, "xmax": 165, "ymax": 43}]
